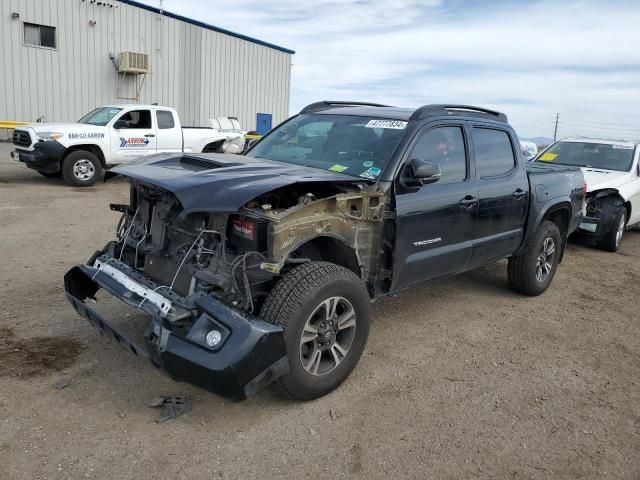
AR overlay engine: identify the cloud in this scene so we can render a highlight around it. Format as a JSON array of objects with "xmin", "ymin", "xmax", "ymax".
[{"xmin": 139, "ymin": 0, "xmax": 640, "ymax": 139}]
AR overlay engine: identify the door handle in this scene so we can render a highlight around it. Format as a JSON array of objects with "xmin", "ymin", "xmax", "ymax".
[
  {"xmin": 512, "ymin": 188, "xmax": 526, "ymax": 199},
  {"xmin": 459, "ymin": 195, "xmax": 478, "ymax": 208},
  {"xmin": 144, "ymin": 134, "xmax": 155, "ymax": 138}
]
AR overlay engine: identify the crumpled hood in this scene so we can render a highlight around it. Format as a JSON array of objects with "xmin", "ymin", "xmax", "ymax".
[
  {"xmin": 582, "ymin": 168, "xmax": 631, "ymax": 192},
  {"xmin": 110, "ymin": 152, "xmax": 362, "ymax": 214}
]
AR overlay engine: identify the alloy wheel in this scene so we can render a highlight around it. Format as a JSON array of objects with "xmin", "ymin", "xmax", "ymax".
[
  {"xmin": 299, "ymin": 296, "xmax": 357, "ymax": 376},
  {"xmin": 535, "ymin": 237, "xmax": 556, "ymax": 282}
]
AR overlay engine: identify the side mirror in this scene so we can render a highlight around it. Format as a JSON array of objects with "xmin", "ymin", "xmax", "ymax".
[
  {"xmin": 113, "ymin": 120, "xmax": 128, "ymax": 129},
  {"xmin": 410, "ymin": 158, "xmax": 441, "ymax": 184}
]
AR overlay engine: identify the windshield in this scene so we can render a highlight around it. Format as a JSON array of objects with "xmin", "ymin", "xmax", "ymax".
[
  {"xmin": 78, "ymin": 107, "xmax": 123, "ymax": 126},
  {"xmin": 535, "ymin": 141, "xmax": 635, "ymax": 172},
  {"xmin": 246, "ymin": 114, "xmax": 408, "ymax": 179}
]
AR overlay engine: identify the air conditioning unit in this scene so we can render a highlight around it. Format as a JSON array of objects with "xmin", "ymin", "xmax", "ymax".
[{"xmin": 118, "ymin": 52, "xmax": 149, "ymax": 74}]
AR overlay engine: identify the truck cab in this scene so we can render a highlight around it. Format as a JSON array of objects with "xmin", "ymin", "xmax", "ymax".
[{"xmin": 10, "ymin": 104, "xmax": 245, "ymax": 187}]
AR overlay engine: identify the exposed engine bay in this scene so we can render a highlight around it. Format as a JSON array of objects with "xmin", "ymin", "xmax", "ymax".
[{"xmin": 108, "ymin": 180, "xmax": 387, "ymax": 320}]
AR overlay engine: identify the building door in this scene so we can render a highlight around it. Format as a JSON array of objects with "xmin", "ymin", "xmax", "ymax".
[{"xmin": 256, "ymin": 113, "xmax": 272, "ymax": 135}]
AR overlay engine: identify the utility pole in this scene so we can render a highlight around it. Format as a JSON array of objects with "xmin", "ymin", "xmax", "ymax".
[{"xmin": 553, "ymin": 113, "xmax": 559, "ymax": 141}]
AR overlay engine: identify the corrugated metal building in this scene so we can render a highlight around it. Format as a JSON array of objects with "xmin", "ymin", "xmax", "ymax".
[{"xmin": 0, "ymin": 0, "xmax": 294, "ymax": 133}]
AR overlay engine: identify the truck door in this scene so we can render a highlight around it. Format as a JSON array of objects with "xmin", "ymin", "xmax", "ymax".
[
  {"xmin": 110, "ymin": 109, "xmax": 157, "ymax": 163},
  {"xmin": 391, "ymin": 124, "xmax": 478, "ymax": 292},
  {"xmin": 155, "ymin": 110, "xmax": 183, "ymax": 154},
  {"xmin": 469, "ymin": 126, "xmax": 528, "ymax": 266}
]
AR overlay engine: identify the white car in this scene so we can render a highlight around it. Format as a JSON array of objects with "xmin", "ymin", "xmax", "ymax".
[
  {"xmin": 535, "ymin": 137, "xmax": 640, "ymax": 251},
  {"xmin": 10, "ymin": 105, "xmax": 245, "ymax": 186}
]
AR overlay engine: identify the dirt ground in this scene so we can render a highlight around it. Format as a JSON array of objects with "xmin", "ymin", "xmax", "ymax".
[{"xmin": 1, "ymin": 142, "xmax": 639, "ymax": 480}]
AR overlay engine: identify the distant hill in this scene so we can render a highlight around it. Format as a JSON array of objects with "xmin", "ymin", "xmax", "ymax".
[{"xmin": 522, "ymin": 137, "xmax": 553, "ymax": 146}]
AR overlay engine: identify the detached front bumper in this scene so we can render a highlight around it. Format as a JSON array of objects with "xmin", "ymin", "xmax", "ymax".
[{"xmin": 64, "ymin": 260, "xmax": 288, "ymax": 402}]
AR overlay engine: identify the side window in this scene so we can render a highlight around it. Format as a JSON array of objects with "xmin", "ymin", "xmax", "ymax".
[
  {"xmin": 117, "ymin": 110, "xmax": 152, "ymax": 129},
  {"xmin": 473, "ymin": 128, "xmax": 516, "ymax": 177},
  {"xmin": 409, "ymin": 126, "xmax": 467, "ymax": 184},
  {"xmin": 156, "ymin": 110, "xmax": 175, "ymax": 129}
]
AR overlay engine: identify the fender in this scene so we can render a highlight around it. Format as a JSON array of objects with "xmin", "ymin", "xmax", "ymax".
[
  {"xmin": 515, "ymin": 196, "xmax": 573, "ymax": 257},
  {"xmin": 63, "ymin": 143, "xmax": 107, "ymax": 166},
  {"xmin": 589, "ymin": 188, "xmax": 624, "ymax": 202}
]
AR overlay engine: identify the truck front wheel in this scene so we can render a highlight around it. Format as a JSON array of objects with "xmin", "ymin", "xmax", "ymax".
[
  {"xmin": 260, "ymin": 262, "xmax": 370, "ymax": 400},
  {"xmin": 62, "ymin": 151, "xmax": 103, "ymax": 187},
  {"xmin": 508, "ymin": 220, "xmax": 562, "ymax": 296}
]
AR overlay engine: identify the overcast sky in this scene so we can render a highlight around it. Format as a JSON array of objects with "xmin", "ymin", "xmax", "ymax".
[{"xmin": 140, "ymin": 0, "xmax": 640, "ymax": 140}]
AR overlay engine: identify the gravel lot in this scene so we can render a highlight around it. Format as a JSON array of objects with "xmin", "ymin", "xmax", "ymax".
[{"xmin": 1, "ymin": 142, "xmax": 639, "ymax": 479}]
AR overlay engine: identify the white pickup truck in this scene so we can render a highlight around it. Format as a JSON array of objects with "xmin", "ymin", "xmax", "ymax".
[
  {"xmin": 10, "ymin": 104, "xmax": 245, "ymax": 186},
  {"xmin": 535, "ymin": 137, "xmax": 640, "ymax": 251}
]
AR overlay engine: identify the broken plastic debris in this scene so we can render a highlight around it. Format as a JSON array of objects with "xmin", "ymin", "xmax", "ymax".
[
  {"xmin": 54, "ymin": 378, "xmax": 70, "ymax": 390},
  {"xmin": 148, "ymin": 395, "xmax": 192, "ymax": 422}
]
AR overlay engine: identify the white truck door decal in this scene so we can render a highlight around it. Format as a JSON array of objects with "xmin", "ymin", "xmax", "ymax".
[{"xmin": 110, "ymin": 109, "xmax": 157, "ymax": 163}]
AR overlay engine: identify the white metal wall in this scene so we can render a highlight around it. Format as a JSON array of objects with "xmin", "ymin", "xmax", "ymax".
[{"xmin": 0, "ymin": 0, "xmax": 292, "ymax": 129}]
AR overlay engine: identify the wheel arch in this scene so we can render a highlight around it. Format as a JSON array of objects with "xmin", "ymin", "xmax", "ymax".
[
  {"xmin": 202, "ymin": 140, "xmax": 224, "ymax": 153},
  {"xmin": 541, "ymin": 202, "xmax": 571, "ymax": 262},
  {"xmin": 516, "ymin": 198, "xmax": 572, "ymax": 259},
  {"xmin": 64, "ymin": 144, "xmax": 106, "ymax": 167},
  {"xmin": 286, "ymin": 235, "xmax": 362, "ymax": 278},
  {"xmin": 591, "ymin": 188, "xmax": 633, "ymax": 220}
]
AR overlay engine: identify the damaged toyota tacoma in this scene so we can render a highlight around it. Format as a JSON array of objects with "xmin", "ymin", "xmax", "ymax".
[{"xmin": 65, "ymin": 102, "xmax": 585, "ymax": 401}]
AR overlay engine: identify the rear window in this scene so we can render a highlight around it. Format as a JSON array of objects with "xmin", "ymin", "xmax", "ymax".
[
  {"xmin": 536, "ymin": 141, "xmax": 635, "ymax": 172},
  {"xmin": 473, "ymin": 128, "xmax": 516, "ymax": 177},
  {"xmin": 157, "ymin": 110, "xmax": 175, "ymax": 129}
]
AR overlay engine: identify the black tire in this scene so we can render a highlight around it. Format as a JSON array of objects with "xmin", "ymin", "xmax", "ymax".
[
  {"xmin": 260, "ymin": 262, "xmax": 371, "ymax": 400},
  {"xmin": 597, "ymin": 207, "xmax": 626, "ymax": 252},
  {"xmin": 508, "ymin": 220, "xmax": 562, "ymax": 296},
  {"xmin": 38, "ymin": 170, "xmax": 61, "ymax": 178},
  {"xmin": 61, "ymin": 151, "xmax": 103, "ymax": 187}
]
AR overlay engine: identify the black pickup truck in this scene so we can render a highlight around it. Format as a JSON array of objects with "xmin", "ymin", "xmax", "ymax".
[{"xmin": 65, "ymin": 102, "xmax": 585, "ymax": 401}]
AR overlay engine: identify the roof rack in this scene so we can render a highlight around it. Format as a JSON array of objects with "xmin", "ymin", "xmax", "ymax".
[
  {"xmin": 410, "ymin": 104, "xmax": 508, "ymax": 123},
  {"xmin": 299, "ymin": 101, "xmax": 392, "ymax": 114}
]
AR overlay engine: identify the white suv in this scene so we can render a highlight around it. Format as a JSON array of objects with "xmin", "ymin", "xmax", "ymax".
[{"xmin": 535, "ymin": 137, "xmax": 640, "ymax": 251}]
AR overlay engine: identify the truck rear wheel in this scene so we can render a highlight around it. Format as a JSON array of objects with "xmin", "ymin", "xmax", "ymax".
[
  {"xmin": 508, "ymin": 220, "xmax": 562, "ymax": 296},
  {"xmin": 597, "ymin": 207, "xmax": 626, "ymax": 252},
  {"xmin": 260, "ymin": 262, "xmax": 370, "ymax": 400},
  {"xmin": 62, "ymin": 151, "xmax": 103, "ymax": 187}
]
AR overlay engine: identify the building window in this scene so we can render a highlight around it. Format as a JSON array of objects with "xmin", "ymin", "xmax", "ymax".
[{"xmin": 24, "ymin": 22, "xmax": 56, "ymax": 49}]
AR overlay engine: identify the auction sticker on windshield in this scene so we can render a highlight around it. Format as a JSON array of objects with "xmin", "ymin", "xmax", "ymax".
[
  {"xmin": 538, "ymin": 152, "xmax": 558, "ymax": 162},
  {"xmin": 365, "ymin": 120, "xmax": 407, "ymax": 129}
]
